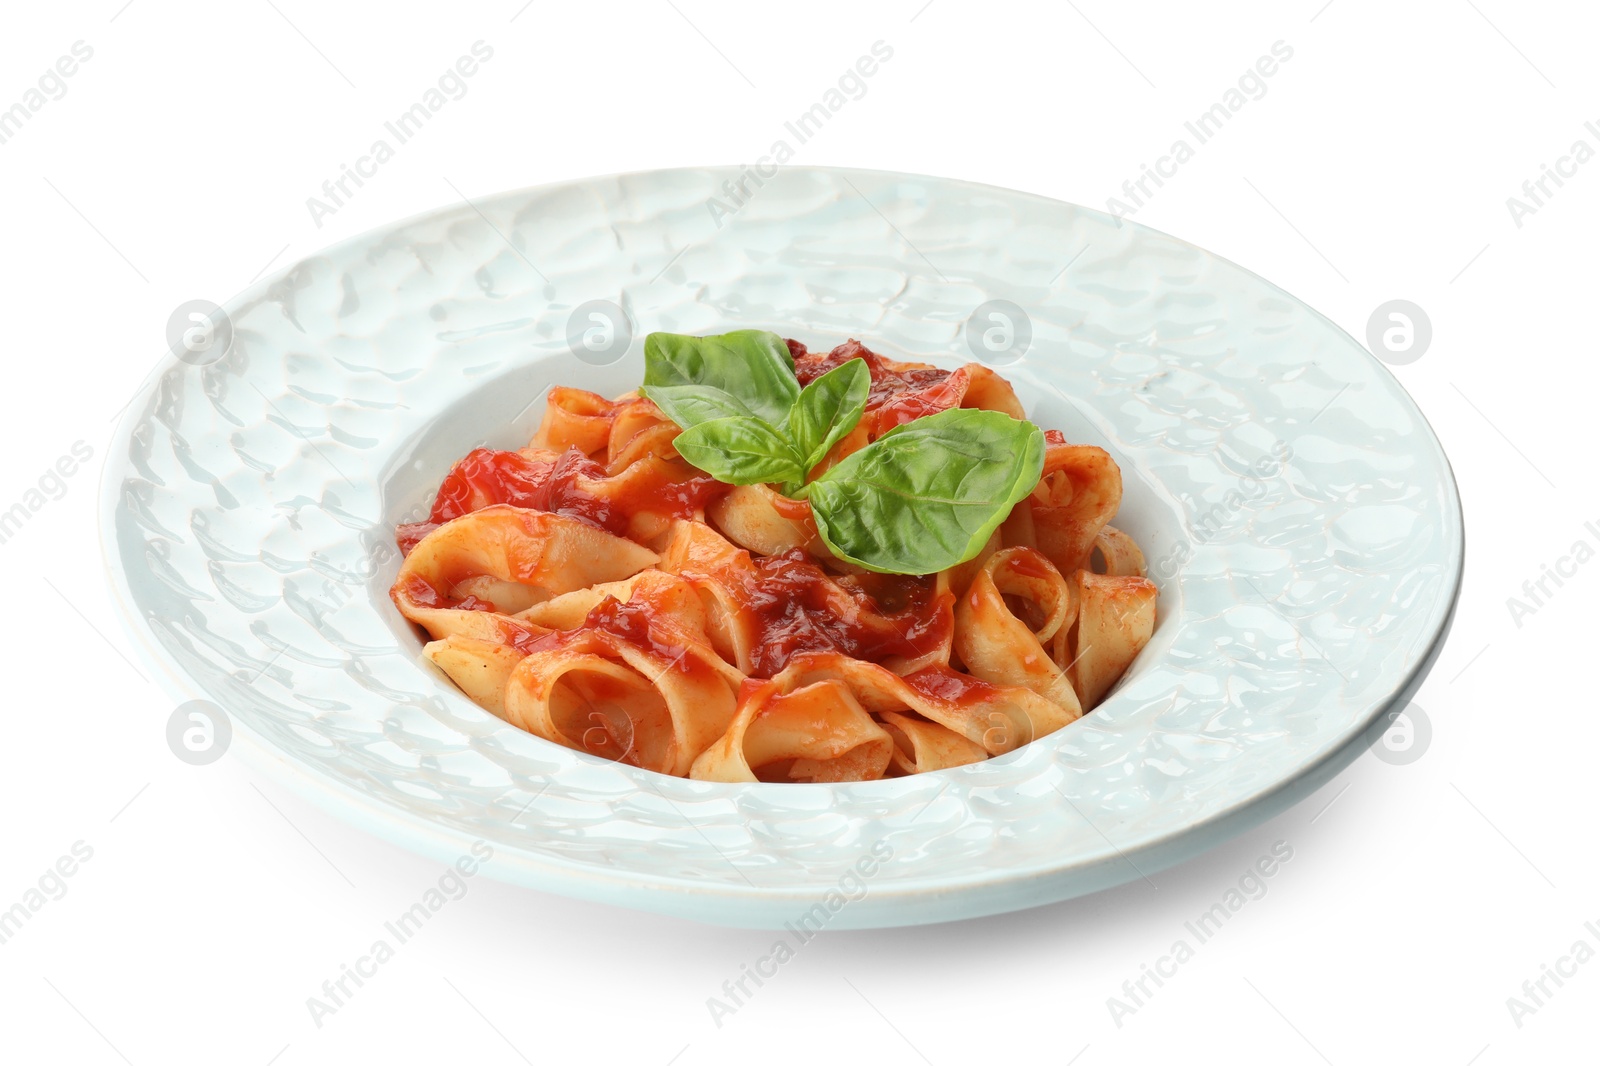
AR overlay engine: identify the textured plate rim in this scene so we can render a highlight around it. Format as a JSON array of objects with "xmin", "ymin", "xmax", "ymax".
[{"xmin": 99, "ymin": 165, "xmax": 1466, "ymax": 925}]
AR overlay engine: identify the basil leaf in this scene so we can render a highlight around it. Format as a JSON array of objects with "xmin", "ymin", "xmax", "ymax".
[
  {"xmin": 641, "ymin": 383, "xmax": 756, "ymax": 429},
  {"xmin": 643, "ymin": 330, "xmax": 799, "ymax": 425},
  {"xmin": 801, "ymin": 408, "xmax": 1046, "ymax": 575},
  {"xmin": 672, "ymin": 416, "xmax": 808, "ymax": 486},
  {"xmin": 786, "ymin": 358, "xmax": 870, "ymax": 472}
]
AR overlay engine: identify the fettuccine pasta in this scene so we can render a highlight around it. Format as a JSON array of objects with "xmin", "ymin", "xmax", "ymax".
[{"xmin": 391, "ymin": 336, "xmax": 1157, "ymax": 781}]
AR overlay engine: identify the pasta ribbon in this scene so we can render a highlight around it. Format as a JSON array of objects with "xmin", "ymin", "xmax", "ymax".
[
  {"xmin": 706, "ymin": 483, "xmax": 826, "ymax": 559},
  {"xmin": 604, "ymin": 396, "xmax": 682, "ymax": 475},
  {"xmin": 393, "ymin": 506, "xmax": 658, "ymax": 642},
  {"xmin": 423, "ymin": 635, "xmax": 529, "ymax": 720},
  {"xmin": 1063, "ymin": 572, "xmax": 1158, "ymax": 710},
  {"xmin": 504, "ymin": 622, "xmax": 736, "ymax": 777},
  {"xmin": 959, "ymin": 363, "xmax": 1027, "ymax": 419},
  {"xmin": 760, "ymin": 653, "xmax": 1067, "ymax": 757},
  {"xmin": 954, "ymin": 547, "xmax": 1084, "ymax": 720},
  {"xmin": 690, "ymin": 673, "xmax": 895, "ymax": 783},
  {"xmin": 1090, "ymin": 525, "xmax": 1147, "ymax": 578},
  {"xmin": 878, "ymin": 710, "xmax": 988, "ymax": 775},
  {"xmin": 1024, "ymin": 442, "xmax": 1123, "ymax": 576},
  {"xmin": 530, "ymin": 386, "xmax": 620, "ymax": 455}
]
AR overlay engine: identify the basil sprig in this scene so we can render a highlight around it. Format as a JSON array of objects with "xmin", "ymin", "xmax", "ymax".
[
  {"xmin": 786, "ymin": 359, "xmax": 871, "ymax": 473},
  {"xmin": 642, "ymin": 330, "xmax": 799, "ymax": 425},
  {"xmin": 800, "ymin": 410, "xmax": 1045, "ymax": 574},
  {"xmin": 641, "ymin": 330, "xmax": 1045, "ymax": 575}
]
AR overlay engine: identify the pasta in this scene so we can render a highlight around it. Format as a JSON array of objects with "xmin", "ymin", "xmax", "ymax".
[{"xmin": 391, "ymin": 334, "xmax": 1157, "ymax": 781}]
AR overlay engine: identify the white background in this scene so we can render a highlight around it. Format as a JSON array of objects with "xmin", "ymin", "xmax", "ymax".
[{"xmin": 0, "ymin": 1, "xmax": 1591, "ymax": 1063}]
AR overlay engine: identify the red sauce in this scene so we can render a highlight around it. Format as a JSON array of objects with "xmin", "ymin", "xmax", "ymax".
[
  {"xmin": 719, "ymin": 548, "xmax": 952, "ymax": 678},
  {"xmin": 496, "ymin": 618, "xmax": 547, "ymax": 655},
  {"xmin": 523, "ymin": 595, "xmax": 698, "ymax": 674},
  {"xmin": 396, "ymin": 521, "xmax": 440, "ymax": 555},
  {"xmin": 616, "ymin": 457, "xmax": 727, "ymax": 524},
  {"xmin": 870, "ymin": 366, "xmax": 970, "ymax": 435},
  {"xmin": 900, "ymin": 665, "xmax": 1002, "ymax": 707},
  {"xmin": 429, "ymin": 447, "xmax": 622, "ymax": 532},
  {"xmin": 397, "ymin": 446, "xmax": 722, "ymax": 554},
  {"xmin": 792, "ymin": 339, "xmax": 969, "ymax": 437},
  {"xmin": 1044, "ymin": 429, "xmax": 1067, "ymax": 445}
]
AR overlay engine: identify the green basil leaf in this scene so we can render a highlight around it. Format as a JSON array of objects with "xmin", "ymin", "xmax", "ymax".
[
  {"xmin": 786, "ymin": 358, "xmax": 870, "ymax": 472},
  {"xmin": 801, "ymin": 408, "xmax": 1046, "ymax": 575},
  {"xmin": 643, "ymin": 330, "xmax": 799, "ymax": 425},
  {"xmin": 640, "ymin": 383, "xmax": 756, "ymax": 429},
  {"xmin": 672, "ymin": 416, "xmax": 808, "ymax": 486}
]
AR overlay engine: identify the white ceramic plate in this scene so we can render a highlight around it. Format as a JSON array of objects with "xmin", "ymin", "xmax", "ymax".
[{"xmin": 102, "ymin": 166, "xmax": 1462, "ymax": 928}]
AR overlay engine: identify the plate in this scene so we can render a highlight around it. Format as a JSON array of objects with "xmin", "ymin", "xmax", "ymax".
[{"xmin": 102, "ymin": 166, "xmax": 1462, "ymax": 928}]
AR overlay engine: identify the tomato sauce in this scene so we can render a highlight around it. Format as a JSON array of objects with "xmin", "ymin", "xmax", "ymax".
[
  {"xmin": 397, "ymin": 446, "xmax": 721, "ymax": 554},
  {"xmin": 791, "ymin": 339, "xmax": 969, "ymax": 437},
  {"xmin": 396, "ymin": 521, "xmax": 441, "ymax": 555},
  {"xmin": 793, "ymin": 338, "xmax": 954, "ymax": 403},
  {"xmin": 722, "ymin": 548, "xmax": 952, "ymax": 678},
  {"xmin": 522, "ymin": 594, "xmax": 700, "ymax": 675},
  {"xmin": 430, "ymin": 447, "xmax": 622, "ymax": 531},
  {"xmin": 900, "ymin": 665, "xmax": 1002, "ymax": 706},
  {"xmin": 496, "ymin": 618, "xmax": 547, "ymax": 655},
  {"xmin": 615, "ymin": 457, "xmax": 727, "ymax": 523}
]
